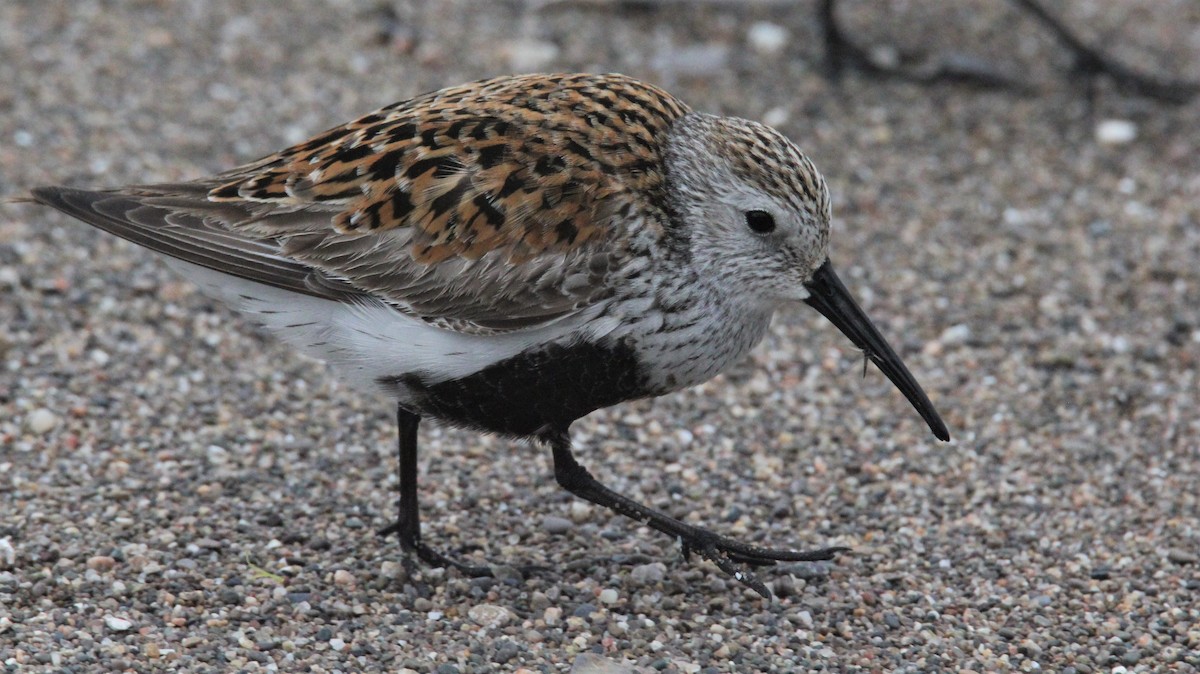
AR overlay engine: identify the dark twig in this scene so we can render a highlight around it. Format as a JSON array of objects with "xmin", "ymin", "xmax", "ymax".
[
  {"xmin": 820, "ymin": 0, "xmax": 1029, "ymax": 92},
  {"xmin": 1010, "ymin": 0, "xmax": 1199, "ymax": 105},
  {"xmin": 821, "ymin": 0, "xmax": 1199, "ymax": 104}
]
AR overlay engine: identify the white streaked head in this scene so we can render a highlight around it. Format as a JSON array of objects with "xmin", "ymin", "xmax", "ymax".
[{"xmin": 664, "ymin": 112, "xmax": 831, "ymax": 306}]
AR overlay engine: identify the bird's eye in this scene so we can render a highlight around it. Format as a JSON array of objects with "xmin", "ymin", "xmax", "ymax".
[{"xmin": 744, "ymin": 210, "xmax": 776, "ymax": 234}]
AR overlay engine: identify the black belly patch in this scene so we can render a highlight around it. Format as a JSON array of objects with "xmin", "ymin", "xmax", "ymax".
[{"xmin": 378, "ymin": 338, "xmax": 649, "ymax": 436}]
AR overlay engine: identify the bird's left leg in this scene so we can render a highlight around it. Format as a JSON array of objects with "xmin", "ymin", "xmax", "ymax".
[
  {"xmin": 545, "ymin": 428, "xmax": 847, "ymax": 598},
  {"xmin": 377, "ymin": 406, "xmax": 492, "ymax": 577}
]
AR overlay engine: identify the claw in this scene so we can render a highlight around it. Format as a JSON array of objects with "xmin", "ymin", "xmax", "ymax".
[
  {"xmin": 378, "ymin": 518, "xmax": 495, "ymax": 578},
  {"xmin": 673, "ymin": 528, "xmax": 849, "ymax": 597}
]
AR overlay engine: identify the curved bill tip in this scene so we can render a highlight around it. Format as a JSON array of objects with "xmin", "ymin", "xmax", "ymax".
[{"xmin": 803, "ymin": 259, "xmax": 950, "ymax": 442}]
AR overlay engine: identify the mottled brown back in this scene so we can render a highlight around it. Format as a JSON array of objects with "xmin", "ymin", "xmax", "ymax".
[{"xmin": 210, "ymin": 73, "xmax": 690, "ymax": 264}]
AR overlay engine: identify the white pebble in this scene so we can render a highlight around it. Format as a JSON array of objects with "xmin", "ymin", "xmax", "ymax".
[
  {"xmin": 761, "ymin": 106, "xmax": 790, "ymax": 128},
  {"xmin": 570, "ymin": 653, "xmax": 642, "ymax": 674},
  {"xmin": 0, "ymin": 538, "xmax": 14, "ymax": 569},
  {"xmin": 569, "ymin": 501, "xmax": 591, "ymax": 523},
  {"xmin": 468, "ymin": 603, "xmax": 511, "ymax": 627},
  {"xmin": 26, "ymin": 408, "xmax": 58, "ymax": 434},
  {"xmin": 796, "ymin": 610, "xmax": 814, "ymax": 628},
  {"xmin": 747, "ymin": 21, "xmax": 789, "ymax": 55},
  {"xmin": 598, "ymin": 588, "xmax": 619, "ymax": 604},
  {"xmin": 283, "ymin": 125, "xmax": 309, "ymax": 145},
  {"xmin": 104, "ymin": 615, "xmax": 133, "ymax": 631},
  {"xmin": 630, "ymin": 562, "xmax": 666, "ymax": 585},
  {"xmin": 1095, "ymin": 119, "xmax": 1137, "ymax": 145},
  {"xmin": 379, "ymin": 560, "xmax": 404, "ymax": 579},
  {"xmin": 939, "ymin": 324, "xmax": 971, "ymax": 345},
  {"xmin": 651, "ymin": 44, "xmax": 730, "ymax": 77},
  {"xmin": 329, "ymin": 638, "xmax": 345, "ymax": 651},
  {"xmin": 205, "ymin": 444, "xmax": 228, "ymax": 463},
  {"xmin": 503, "ymin": 39, "xmax": 560, "ymax": 71}
]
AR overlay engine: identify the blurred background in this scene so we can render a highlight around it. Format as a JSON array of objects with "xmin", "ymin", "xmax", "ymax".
[{"xmin": 1, "ymin": 1, "xmax": 1198, "ymax": 671}]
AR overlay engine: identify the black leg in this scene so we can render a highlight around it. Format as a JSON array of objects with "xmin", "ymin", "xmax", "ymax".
[
  {"xmin": 546, "ymin": 429, "xmax": 847, "ymax": 598},
  {"xmin": 377, "ymin": 406, "xmax": 492, "ymax": 577}
]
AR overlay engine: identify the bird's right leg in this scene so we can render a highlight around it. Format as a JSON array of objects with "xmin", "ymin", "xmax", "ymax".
[
  {"xmin": 377, "ymin": 406, "xmax": 492, "ymax": 577},
  {"xmin": 545, "ymin": 429, "xmax": 847, "ymax": 598}
]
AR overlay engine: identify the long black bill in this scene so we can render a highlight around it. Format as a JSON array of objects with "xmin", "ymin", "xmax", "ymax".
[{"xmin": 803, "ymin": 259, "xmax": 950, "ymax": 441}]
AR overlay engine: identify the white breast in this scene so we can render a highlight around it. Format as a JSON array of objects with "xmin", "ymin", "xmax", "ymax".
[{"xmin": 607, "ymin": 276, "xmax": 776, "ymax": 394}]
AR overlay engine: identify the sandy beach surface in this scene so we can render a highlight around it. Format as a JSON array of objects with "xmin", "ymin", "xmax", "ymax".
[{"xmin": 2, "ymin": 1, "xmax": 1198, "ymax": 671}]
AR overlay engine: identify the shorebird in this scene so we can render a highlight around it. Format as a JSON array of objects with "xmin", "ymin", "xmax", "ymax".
[{"xmin": 28, "ymin": 72, "xmax": 948, "ymax": 596}]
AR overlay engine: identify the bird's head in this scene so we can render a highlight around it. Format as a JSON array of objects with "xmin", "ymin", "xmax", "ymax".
[{"xmin": 665, "ymin": 113, "xmax": 949, "ymax": 442}]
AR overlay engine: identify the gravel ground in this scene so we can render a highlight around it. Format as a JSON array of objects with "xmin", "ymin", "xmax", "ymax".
[{"xmin": 3, "ymin": 1, "xmax": 1199, "ymax": 672}]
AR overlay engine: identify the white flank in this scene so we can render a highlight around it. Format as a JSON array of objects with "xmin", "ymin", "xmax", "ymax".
[{"xmin": 163, "ymin": 258, "xmax": 602, "ymax": 396}]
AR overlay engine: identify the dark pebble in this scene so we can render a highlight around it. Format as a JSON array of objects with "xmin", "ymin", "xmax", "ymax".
[
  {"xmin": 436, "ymin": 664, "xmax": 460, "ymax": 674},
  {"xmin": 573, "ymin": 603, "xmax": 597, "ymax": 618},
  {"xmin": 541, "ymin": 516, "xmax": 572, "ymax": 534},
  {"xmin": 316, "ymin": 627, "xmax": 333, "ymax": 641},
  {"xmin": 493, "ymin": 642, "xmax": 519, "ymax": 664},
  {"xmin": 258, "ymin": 512, "xmax": 284, "ymax": 527},
  {"xmin": 781, "ymin": 561, "xmax": 831, "ymax": 580}
]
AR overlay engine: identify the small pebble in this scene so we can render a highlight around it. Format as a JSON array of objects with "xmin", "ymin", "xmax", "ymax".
[
  {"xmin": 542, "ymin": 515, "xmax": 573, "ymax": 535},
  {"xmin": 747, "ymin": 21, "xmax": 789, "ymax": 55},
  {"xmin": 501, "ymin": 39, "xmax": 559, "ymax": 71},
  {"xmin": 0, "ymin": 539, "xmax": 14, "ymax": 570},
  {"xmin": 104, "ymin": 615, "xmax": 132, "ymax": 631},
  {"xmin": 1167, "ymin": 549, "xmax": 1198, "ymax": 565},
  {"xmin": 26, "ymin": 408, "xmax": 58, "ymax": 434},
  {"xmin": 1095, "ymin": 119, "xmax": 1137, "ymax": 145},
  {"xmin": 573, "ymin": 602, "xmax": 598, "ymax": 619},
  {"xmin": 630, "ymin": 562, "xmax": 666, "ymax": 586},
  {"xmin": 939, "ymin": 324, "xmax": 971, "ymax": 345},
  {"xmin": 569, "ymin": 501, "xmax": 591, "ymax": 523},
  {"xmin": 570, "ymin": 653, "xmax": 641, "ymax": 674},
  {"xmin": 333, "ymin": 569, "xmax": 355, "ymax": 586},
  {"xmin": 467, "ymin": 604, "xmax": 511, "ymax": 628},
  {"xmin": 86, "ymin": 555, "xmax": 116, "ymax": 572},
  {"xmin": 380, "ymin": 560, "xmax": 405, "ymax": 579},
  {"xmin": 598, "ymin": 588, "xmax": 619, "ymax": 604}
]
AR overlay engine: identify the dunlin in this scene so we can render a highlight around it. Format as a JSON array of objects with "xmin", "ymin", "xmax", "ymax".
[{"xmin": 29, "ymin": 73, "xmax": 948, "ymax": 596}]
